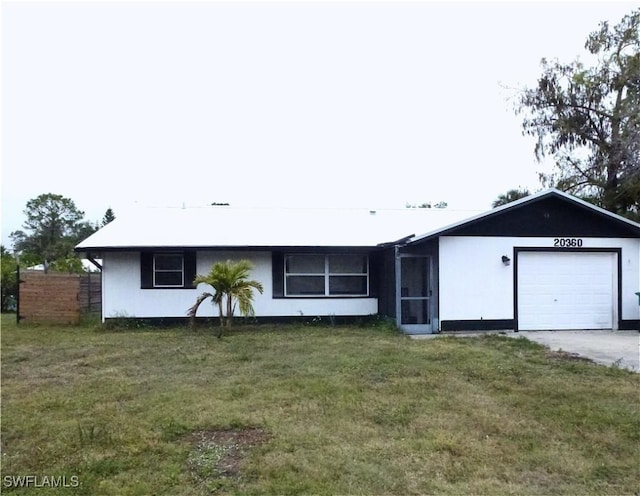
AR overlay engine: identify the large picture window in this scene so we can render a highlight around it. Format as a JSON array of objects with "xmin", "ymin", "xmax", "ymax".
[{"xmin": 285, "ymin": 254, "xmax": 368, "ymax": 296}]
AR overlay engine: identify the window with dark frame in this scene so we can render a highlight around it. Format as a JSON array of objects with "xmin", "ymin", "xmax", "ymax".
[
  {"xmin": 284, "ymin": 254, "xmax": 369, "ymax": 296},
  {"xmin": 153, "ymin": 253, "xmax": 184, "ymax": 288},
  {"xmin": 140, "ymin": 251, "xmax": 196, "ymax": 290}
]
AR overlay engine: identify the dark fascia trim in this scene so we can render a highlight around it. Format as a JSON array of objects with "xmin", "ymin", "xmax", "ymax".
[
  {"xmin": 273, "ymin": 246, "xmax": 380, "ymax": 253},
  {"xmin": 140, "ymin": 287, "xmax": 195, "ymax": 290},
  {"xmin": 407, "ymin": 195, "xmax": 558, "ymax": 245},
  {"xmin": 407, "ymin": 190, "xmax": 640, "ymax": 245},
  {"xmin": 101, "ymin": 316, "xmax": 640, "ymax": 330},
  {"xmin": 272, "ymin": 296, "xmax": 373, "ymax": 300},
  {"xmin": 513, "ymin": 247, "xmax": 623, "ymax": 331},
  {"xmin": 440, "ymin": 319, "xmax": 515, "ymax": 331}
]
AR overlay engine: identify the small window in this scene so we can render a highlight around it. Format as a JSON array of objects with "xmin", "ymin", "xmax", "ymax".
[
  {"xmin": 141, "ymin": 251, "xmax": 196, "ymax": 289},
  {"xmin": 285, "ymin": 254, "xmax": 368, "ymax": 297},
  {"xmin": 153, "ymin": 254, "xmax": 184, "ymax": 287}
]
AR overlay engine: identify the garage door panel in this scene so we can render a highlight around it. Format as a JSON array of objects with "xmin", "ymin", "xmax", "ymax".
[{"xmin": 518, "ymin": 252, "xmax": 615, "ymax": 330}]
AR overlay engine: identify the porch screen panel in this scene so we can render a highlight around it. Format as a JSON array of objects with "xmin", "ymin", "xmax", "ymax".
[
  {"xmin": 400, "ymin": 257, "xmax": 429, "ymax": 297},
  {"xmin": 400, "ymin": 256, "xmax": 432, "ymax": 326},
  {"xmin": 401, "ymin": 299, "xmax": 431, "ymax": 325}
]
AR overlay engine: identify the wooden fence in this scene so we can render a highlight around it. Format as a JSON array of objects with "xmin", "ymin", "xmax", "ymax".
[
  {"xmin": 80, "ymin": 272, "xmax": 102, "ymax": 314},
  {"xmin": 18, "ymin": 270, "xmax": 102, "ymax": 325}
]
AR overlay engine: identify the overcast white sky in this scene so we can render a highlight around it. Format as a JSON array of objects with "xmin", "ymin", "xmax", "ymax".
[{"xmin": 1, "ymin": 1, "xmax": 636, "ymax": 246}]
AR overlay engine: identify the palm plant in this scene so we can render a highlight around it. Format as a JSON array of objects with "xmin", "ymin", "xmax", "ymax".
[{"xmin": 187, "ymin": 259, "xmax": 264, "ymax": 336}]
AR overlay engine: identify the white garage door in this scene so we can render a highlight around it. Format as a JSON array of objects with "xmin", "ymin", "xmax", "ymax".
[{"xmin": 517, "ymin": 251, "xmax": 616, "ymax": 331}]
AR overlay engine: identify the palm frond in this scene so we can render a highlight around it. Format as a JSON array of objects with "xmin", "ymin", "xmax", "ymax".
[{"xmin": 186, "ymin": 291, "xmax": 213, "ymax": 329}]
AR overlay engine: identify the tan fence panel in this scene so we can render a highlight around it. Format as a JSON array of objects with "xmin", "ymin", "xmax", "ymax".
[{"xmin": 18, "ymin": 271, "xmax": 101, "ymax": 325}]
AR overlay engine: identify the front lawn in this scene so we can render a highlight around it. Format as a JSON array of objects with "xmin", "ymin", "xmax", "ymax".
[{"xmin": 1, "ymin": 315, "xmax": 638, "ymax": 495}]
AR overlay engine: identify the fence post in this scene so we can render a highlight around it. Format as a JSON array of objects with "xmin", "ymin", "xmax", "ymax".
[{"xmin": 16, "ymin": 265, "xmax": 21, "ymax": 325}]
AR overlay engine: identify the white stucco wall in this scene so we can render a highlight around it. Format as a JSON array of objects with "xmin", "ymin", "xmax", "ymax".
[
  {"xmin": 102, "ymin": 251, "xmax": 378, "ymax": 320},
  {"xmin": 438, "ymin": 236, "xmax": 640, "ymax": 324}
]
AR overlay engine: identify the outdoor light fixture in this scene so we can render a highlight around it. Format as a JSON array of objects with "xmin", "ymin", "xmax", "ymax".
[{"xmin": 501, "ymin": 255, "xmax": 511, "ymax": 266}]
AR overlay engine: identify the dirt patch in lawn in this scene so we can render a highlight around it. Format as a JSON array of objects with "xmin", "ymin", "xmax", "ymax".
[
  {"xmin": 546, "ymin": 349, "xmax": 594, "ymax": 363},
  {"xmin": 184, "ymin": 428, "xmax": 269, "ymax": 490}
]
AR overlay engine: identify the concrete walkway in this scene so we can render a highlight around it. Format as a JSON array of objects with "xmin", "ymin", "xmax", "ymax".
[{"xmin": 413, "ymin": 330, "xmax": 640, "ymax": 372}]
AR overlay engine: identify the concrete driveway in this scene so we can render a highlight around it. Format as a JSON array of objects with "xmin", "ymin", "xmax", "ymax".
[
  {"xmin": 509, "ymin": 330, "xmax": 640, "ymax": 372},
  {"xmin": 415, "ymin": 330, "xmax": 640, "ymax": 372}
]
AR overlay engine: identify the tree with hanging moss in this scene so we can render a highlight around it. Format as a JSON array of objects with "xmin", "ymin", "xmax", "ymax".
[
  {"xmin": 516, "ymin": 9, "xmax": 639, "ymax": 220},
  {"xmin": 187, "ymin": 260, "xmax": 264, "ymax": 337}
]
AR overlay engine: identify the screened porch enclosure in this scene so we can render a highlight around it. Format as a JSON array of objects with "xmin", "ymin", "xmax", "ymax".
[{"xmin": 397, "ymin": 255, "xmax": 435, "ymax": 333}]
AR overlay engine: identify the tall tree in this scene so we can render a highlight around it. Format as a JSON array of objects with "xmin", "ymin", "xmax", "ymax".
[
  {"xmin": 492, "ymin": 188, "xmax": 531, "ymax": 208},
  {"xmin": 10, "ymin": 193, "xmax": 97, "ymax": 272},
  {"xmin": 102, "ymin": 208, "xmax": 116, "ymax": 226},
  {"xmin": 187, "ymin": 260, "xmax": 264, "ymax": 337},
  {"xmin": 1, "ymin": 246, "xmax": 18, "ymax": 312},
  {"xmin": 516, "ymin": 9, "xmax": 640, "ymax": 220}
]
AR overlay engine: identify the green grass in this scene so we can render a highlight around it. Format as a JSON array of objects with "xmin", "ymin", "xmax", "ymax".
[{"xmin": 1, "ymin": 315, "xmax": 639, "ymax": 495}]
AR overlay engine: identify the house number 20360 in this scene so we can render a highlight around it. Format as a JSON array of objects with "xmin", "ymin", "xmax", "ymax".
[{"xmin": 554, "ymin": 238, "xmax": 583, "ymax": 247}]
